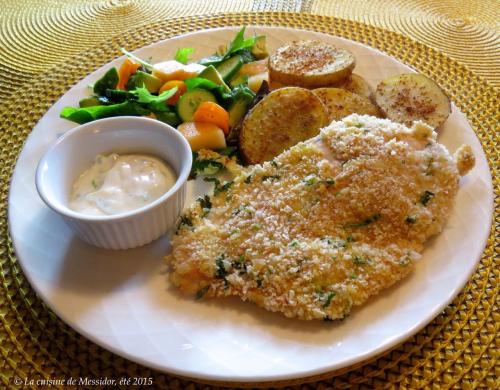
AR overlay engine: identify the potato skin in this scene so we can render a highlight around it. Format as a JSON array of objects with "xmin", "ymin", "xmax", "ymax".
[
  {"xmin": 313, "ymin": 88, "xmax": 382, "ymax": 122},
  {"xmin": 340, "ymin": 74, "xmax": 374, "ymax": 101},
  {"xmin": 269, "ymin": 40, "xmax": 355, "ymax": 88},
  {"xmin": 240, "ymin": 87, "xmax": 328, "ymax": 164}
]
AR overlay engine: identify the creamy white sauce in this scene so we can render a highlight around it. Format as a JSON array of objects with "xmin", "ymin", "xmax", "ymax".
[{"xmin": 69, "ymin": 153, "xmax": 176, "ymax": 216}]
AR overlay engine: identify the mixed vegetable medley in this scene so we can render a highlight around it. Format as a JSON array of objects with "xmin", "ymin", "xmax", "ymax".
[
  {"xmin": 61, "ymin": 27, "xmax": 452, "ymax": 177},
  {"xmin": 60, "ymin": 27, "xmax": 269, "ymax": 158}
]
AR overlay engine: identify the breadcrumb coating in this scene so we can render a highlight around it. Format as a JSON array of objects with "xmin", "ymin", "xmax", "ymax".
[{"xmin": 168, "ymin": 115, "xmax": 473, "ymax": 321}]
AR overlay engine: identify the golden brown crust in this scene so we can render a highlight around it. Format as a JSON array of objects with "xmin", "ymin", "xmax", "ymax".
[
  {"xmin": 269, "ymin": 40, "xmax": 355, "ymax": 88},
  {"xmin": 239, "ymin": 87, "xmax": 328, "ymax": 164},
  {"xmin": 169, "ymin": 115, "xmax": 465, "ymax": 321}
]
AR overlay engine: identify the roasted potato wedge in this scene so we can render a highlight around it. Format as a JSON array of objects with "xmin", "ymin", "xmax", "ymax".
[
  {"xmin": 269, "ymin": 40, "xmax": 355, "ymax": 88},
  {"xmin": 340, "ymin": 74, "xmax": 374, "ymax": 101},
  {"xmin": 240, "ymin": 87, "xmax": 328, "ymax": 164},
  {"xmin": 375, "ymin": 73, "xmax": 451, "ymax": 128},
  {"xmin": 313, "ymin": 88, "xmax": 382, "ymax": 122}
]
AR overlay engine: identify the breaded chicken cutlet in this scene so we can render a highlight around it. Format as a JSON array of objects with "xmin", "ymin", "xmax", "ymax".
[{"xmin": 169, "ymin": 115, "xmax": 474, "ymax": 321}]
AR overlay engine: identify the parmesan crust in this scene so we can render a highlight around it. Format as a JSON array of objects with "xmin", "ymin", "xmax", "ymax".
[{"xmin": 168, "ymin": 115, "xmax": 473, "ymax": 321}]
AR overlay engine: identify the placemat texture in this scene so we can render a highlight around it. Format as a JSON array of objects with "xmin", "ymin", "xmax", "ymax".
[
  {"xmin": 0, "ymin": 0, "xmax": 499, "ymax": 101},
  {"xmin": 1, "ymin": 11, "xmax": 498, "ymax": 390}
]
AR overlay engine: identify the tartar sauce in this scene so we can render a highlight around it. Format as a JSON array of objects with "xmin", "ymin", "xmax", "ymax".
[{"xmin": 69, "ymin": 153, "xmax": 176, "ymax": 216}]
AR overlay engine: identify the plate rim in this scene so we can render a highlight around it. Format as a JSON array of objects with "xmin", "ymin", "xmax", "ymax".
[{"xmin": 7, "ymin": 25, "xmax": 494, "ymax": 383}]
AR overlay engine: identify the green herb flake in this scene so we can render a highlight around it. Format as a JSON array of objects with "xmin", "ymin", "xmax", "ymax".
[
  {"xmin": 289, "ymin": 240, "xmax": 299, "ymax": 248},
  {"xmin": 420, "ymin": 190, "xmax": 434, "ymax": 206},
  {"xmin": 406, "ymin": 215, "xmax": 417, "ymax": 224},
  {"xmin": 195, "ymin": 286, "xmax": 209, "ymax": 300},
  {"xmin": 91, "ymin": 179, "xmax": 98, "ymax": 189},
  {"xmin": 270, "ymin": 160, "xmax": 279, "ymax": 168},
  {"xmin": 322, "ymin": 292, "xmax": 336, "ymax": 308},
  {"xmin": 197, "ymin": 194, "xmax": 212, "ymax": 215},
  {"xmin": 346, "ymin": 213, "xmax": 381, "ymax": 228},
  {"xmin": 349, "ymin": 273, "xmax": 358, "ymax": 280},
  {"xmin": 252, "ymin": 224, "xmax": 262, "ymax": 232},
  {"xmin": 353, "ymin": 255, "xmax": 368, "ymax": 266},
  {"xmin": 215, "ymin": 255, "xmax": 228, "ymax": 279},
  {"xmin": 244, "ymin": 175, "xmax": 252, "ymax": 184},
  {"xmin": 303, "ymin": 175, "xmax": 318, "ymax": 186}
]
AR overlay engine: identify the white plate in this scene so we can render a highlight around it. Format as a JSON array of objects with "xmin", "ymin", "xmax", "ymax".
[{"xmin": 8, "ymin": 27, "xmax": 493, "ymax": 383}]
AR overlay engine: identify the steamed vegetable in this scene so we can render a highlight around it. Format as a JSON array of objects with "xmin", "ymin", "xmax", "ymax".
[
  {"xmin": 177, "ymin": 89, "xmax": 217, "ymax": 122},
  {"xmin": 117, "ymin": 59, "xmax": 141, "ymax": 90},
  {"xmin": 159, "ymin": 80, "xmax": 187, "ymax": 105},
  {"xmin": 192, "ymin": 101, "xmax": 230, "ymax": 134},
  {"xmin": 178, "ymin": 122, "xmax": 226, "ymax": 151},
  {"xmin": 93, "ymin": 68, "xmax": 119, "ymax": 95},
  {"xmin": 61, "ymin": 86, "xmax": 178, "ymax": 124}
]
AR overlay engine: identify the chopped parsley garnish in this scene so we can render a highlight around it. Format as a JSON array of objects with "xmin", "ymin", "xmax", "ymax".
[
  {"xmin": 353, "ymin": 255, "xmax": 368, "ymax": 265},
  {"xmin": 261, "ymin": 174, "xmax": 281, "ymax": 182},
  {"xmin": 195, "ymin": 286, "xmax": 209, "ymax": 300},
  {"xmin": 217, "ymin": 180, "xmax": 234, "ymax": 195},
  {"xmin": 270, "ymin": 159, "xmax": 279, "ymax": 168},
  {"xmin": 322, "ymin": 179, "xmax": 335, "ymax": 186},
  {"xmin": 303, "ymin": 175, "xmax": 318, "ymax": 186},
  {"xmin": 349, "ymin": 273, "xmax": 358, "ymax": 280},
  {"xmin": 177, "ymin": 215, "xmax": 193, "ymax": 232},
  {"xmin": 244, "ymin": 174, "xmax": 252, "ymax": 183},
  {"xmin": 190, "ymin": 153, "xmax": 224, "ymax": 178},
  {"xmin": 215, "ymin": 255, "xmax": 228, "ymax": 279},
  {"xmin": 197, "ymin": 194, "xmax": 212, "ymax": 216},
  {"xmin": 204, "ymin": 177, "xmax": 233, "ymax": 195},
  {"xmin": 420, "ymin": 190, "xmax": 434, "ymax": 206},
  {"xmin": 322, "ymin": 292, "xmax": 336, "ymax": 308},
  {"xmin": 321, "ymin": 237, "xmax": 345, "ymax": 247},
  {"xmin": 289, "ymin": 240, "xmax": 299, "ymax": 248},
  {"xmin": 91, "ymin": 179, "xmax": 98, "ymax": 189},
  {"xmin": 406, "ymin": 215, "xmax": 417, "ymax": 224},
  {"xmin": 346, "ymin": 213, "xmax": 381, "ymax": 228},
  {"xmin": 252, "ymin": 224, "xmax": 262, "ymax": 232},
  {"xmin": 232, "ymin": 255, "xmax": 247, "ymax": 273}
]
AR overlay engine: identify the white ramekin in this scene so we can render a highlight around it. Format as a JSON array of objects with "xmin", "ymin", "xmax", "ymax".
[{"xmin": 35, "ymin": 116, "xmax": 192, "ymax": 250}]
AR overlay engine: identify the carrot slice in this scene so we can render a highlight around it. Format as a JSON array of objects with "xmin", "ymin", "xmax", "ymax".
[
  {"xmin": 117, "ymin": 58, "xmax": 141, "ymax": 90},
  {"xmin": 192, "ymin": 101, "xmax": 230, "ymax": 135},
  {"xmin": 159, "ymin": 80, "xmax": 187, "ymax": 105}
]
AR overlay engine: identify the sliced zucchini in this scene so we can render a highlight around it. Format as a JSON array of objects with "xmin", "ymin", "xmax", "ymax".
[
  {"xmin": 79, "ymin": 96, "xmax": 101, "ymax": 108},
  {"xmin": 216, "ymin": 55, "xmax": 243, "ymax": 82},
  {"xmin": 251, "ymin": 36, "xmax": 268, "ymax": 59},
  {"xmin": 229, "ymin": 74, "xmax": 248, "ymax": 89},
  {"xmin": 176, "ymin": 89, "xmax": 217, "ymax": 122},
  {"xmin": 375, "ymin": 73, "xmax": 451, "ymax": 128}
]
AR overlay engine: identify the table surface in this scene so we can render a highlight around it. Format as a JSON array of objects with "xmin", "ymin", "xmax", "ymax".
[{"xmin": 0, "ymin": 1, "xmax": 498, "ymax": 389}]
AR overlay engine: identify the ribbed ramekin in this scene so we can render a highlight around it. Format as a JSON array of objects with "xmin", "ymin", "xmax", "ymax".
[{"xmin": 35, "ymin": 116, "xmax": 192, "ymax": 250}]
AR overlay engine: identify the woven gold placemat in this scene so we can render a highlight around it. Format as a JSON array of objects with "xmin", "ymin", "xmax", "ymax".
[
  {"xmin": 1, "ymin": 12, "xmax": 498, "ymax": 389},
  {"xmin": 0, "ymin": 0, "xmax": 499, "ymax": 100}
]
